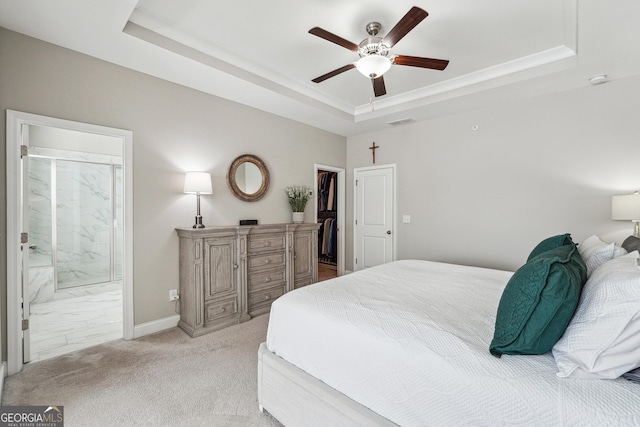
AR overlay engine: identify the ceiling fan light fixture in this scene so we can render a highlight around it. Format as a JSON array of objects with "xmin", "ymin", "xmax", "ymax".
[{"xmin": 355, "ymin": 55, "xmax": 391, "ymax": 79}]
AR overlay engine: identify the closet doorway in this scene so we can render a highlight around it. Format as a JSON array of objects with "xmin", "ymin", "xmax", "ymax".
[{"xmin": 315, "ymin": 164, "xmax": 345, "ymax": 280}]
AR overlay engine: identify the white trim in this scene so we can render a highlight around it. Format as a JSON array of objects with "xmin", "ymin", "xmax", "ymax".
[
  {"xmin": 6, "ymin": 111, "xmax": 22, "ymax": 376},
  {"xmin": 5, "ymin": 110, "xmax": 135, "ymax": 375},
  {"xmin": 353, "ymin": 46, "xmax": 576, "ymax": 117},
  {"xmin": 352, "ymin": 164, "xmax": 397, "ymax": 271},
  {"xmin": 133, "ymin": 315, "xmax": 180, "ymax": 338},
  {"xmin": 314, "ymin": 164, "xmax": 346, "ymax": 276}
]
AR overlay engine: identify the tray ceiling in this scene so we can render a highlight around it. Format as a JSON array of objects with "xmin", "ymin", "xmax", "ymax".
[{"xmin": 1, "ymin": 0, "xmax": 639, "ymax": 136}]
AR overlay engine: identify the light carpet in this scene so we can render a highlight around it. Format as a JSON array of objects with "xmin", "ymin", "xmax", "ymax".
[{"xmin": 2, "ymin": 314, "xmax": 282, "ymax": 427}]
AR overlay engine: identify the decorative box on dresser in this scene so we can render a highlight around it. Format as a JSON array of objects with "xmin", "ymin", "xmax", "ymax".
[{"xmin": 176, "ymin": 223, "xmax": 320, "ymax": 337}]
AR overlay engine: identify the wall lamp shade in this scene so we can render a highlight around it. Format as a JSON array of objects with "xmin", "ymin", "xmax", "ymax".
[
  {"xmin": 355, "ymin": 55, "xmax": 392, "ymax": 79},
  {"xmin": 184, "ymin": 172, "xmax": 212, "ymax": 228},
  {"xmin": 612, "ymin": 192, "xmax": 640, "ymax": 237}
]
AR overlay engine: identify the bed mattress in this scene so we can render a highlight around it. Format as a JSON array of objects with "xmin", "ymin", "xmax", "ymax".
[{"xmin": 266, "ymin": 259, "xmax": 640, "ymax": 426}]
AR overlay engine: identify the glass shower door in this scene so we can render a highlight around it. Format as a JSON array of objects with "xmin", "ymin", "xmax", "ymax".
[{"xmin": 56, "ymin": 160, "xmax": 112, "ymax": 289}]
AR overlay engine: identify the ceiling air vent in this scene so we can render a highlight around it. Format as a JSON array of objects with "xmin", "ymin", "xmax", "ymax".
[{"xmin": 387, "ymin": 117, "xmax": 414, "ymax": 126}]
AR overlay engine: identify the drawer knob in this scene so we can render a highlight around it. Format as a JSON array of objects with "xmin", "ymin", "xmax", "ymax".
[
  {"xmin": 266, "ymin": 241, "xmax": 271, "ymax": 246},
  {"xmin": 264, "ymin": 294, "xmax": 271, "ymax": 300},
  {"xmin": 265, "ymin": 259, "xmax": 270, "ymax": 264},
  {"xmin": 219, "ymin": 307, "xmax": 226, "ymax": 313},
  {"xmin": 233, "ymin": 264, "xmax": 238, "ymax": 269},
  {"xmin": 265, "ymin": 277, "xmax": 271, "ymax": 282}
]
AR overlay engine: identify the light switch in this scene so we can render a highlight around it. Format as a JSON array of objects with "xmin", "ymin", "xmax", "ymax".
[{"xmin": 402, "ymin": 215, "xmax": 411, "ymax": 224}]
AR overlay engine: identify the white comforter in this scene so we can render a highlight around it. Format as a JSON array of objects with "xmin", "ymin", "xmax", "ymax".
[{"xmin": 266, "ymin": 260, "xmax": 640, "ymax": 426}]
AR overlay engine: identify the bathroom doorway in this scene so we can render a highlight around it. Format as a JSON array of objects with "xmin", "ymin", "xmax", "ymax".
[
  {"xmin": 6, "ymin": 111, "xmax": 134, "ymax": 374},
  {"xmin": 27, "ymin": 135, "xmax": 123, "ymax": 362}
]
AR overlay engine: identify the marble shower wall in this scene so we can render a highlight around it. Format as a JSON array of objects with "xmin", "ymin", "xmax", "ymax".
[
  {"xmin": 29, "ymin": 158, "xmax": 53, "ymax": 267},
  {"xmin": 29, "ymin": 157, "xmax": 55, "ymax": 304},
  {"xmin": 28, "ymin": 151, "xmax": 122, "ymax": 304}
]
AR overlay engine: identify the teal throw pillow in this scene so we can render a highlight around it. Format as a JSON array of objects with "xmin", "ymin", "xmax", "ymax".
[
  {"xmin": 490, "ymin": 243, "xmax": 587, "ymax": 357},
  {"xmin": 527, "ymin": 233, "xmax": 573, "ymax": 262}
]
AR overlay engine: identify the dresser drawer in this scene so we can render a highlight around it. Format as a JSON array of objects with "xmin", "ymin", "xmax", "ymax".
[
  {"xmin": 205, "ymin": 297, "xmax": 238, "ymax": 322},
  {"xmin": 248, "ymin": 251, "xmax": 286, "ymax": 271},
  {"xmin": 248, "ymin": 285, "xmax": 285, "ymax": 309},
  {"xmin": 248, "ymin": 234, "xmax": 286, "ymax": 253},
  {"xmin": 248, "ymin": 267, "xmax": 286, "ymax": 292}
]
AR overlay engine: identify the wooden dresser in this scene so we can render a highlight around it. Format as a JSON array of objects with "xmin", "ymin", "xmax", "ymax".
[{"xmin": 176, "ymin": 223, "xmax": 320, "ymax": 337}]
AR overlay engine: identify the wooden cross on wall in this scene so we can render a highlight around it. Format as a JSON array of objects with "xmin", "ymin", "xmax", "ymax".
[{"xmin": 369, "ymin": 142, "xmax": 379, "ymax": 164}]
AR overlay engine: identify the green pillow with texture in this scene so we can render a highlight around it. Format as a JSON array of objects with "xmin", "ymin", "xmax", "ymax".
[
  {"xmin": 490, "ymin": 243, "xmax": 587, "ymax": 357},
  {"xmin": 527, "ymin": 233, "xmax": 573, "ymax": 262}
]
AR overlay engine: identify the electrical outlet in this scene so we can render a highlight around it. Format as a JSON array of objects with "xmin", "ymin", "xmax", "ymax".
[{"xmin": 169, "ymin": 289, "xmax": 179, "ymax": 301}]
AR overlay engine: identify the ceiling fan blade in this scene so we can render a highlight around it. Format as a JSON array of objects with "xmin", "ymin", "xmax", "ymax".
[
  {"xmin": 312, "ymin": 64, "xmax": 356, "ymax": 83},
  {"xmin": 393, "ymin": 55, "xmax": 449, "ymax": 70},
  {"xmin": 372, "ymin": 76, "xmax": 386, "ymax": 97},
  {"xmin": 309, "ymin": 27, "xmax": 359, "ymax": 51},
  {"xmin": 382, "ymin": 7, "xmax": 429, "ymax": 48}
]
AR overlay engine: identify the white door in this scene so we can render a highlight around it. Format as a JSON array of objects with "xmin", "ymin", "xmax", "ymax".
[
  {"xmin": 354, "ymin": 165, "xmax": 395, "ymax": 271},
  {"xmin": 20, "ymin": 125, "xmax": 32, "ymax": 363}
]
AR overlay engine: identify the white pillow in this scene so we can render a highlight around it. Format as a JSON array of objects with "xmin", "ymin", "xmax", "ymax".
[
  {"xmin": 577, "ymin": 235, "xmax": 615, "ymax": 277},
  {"xmin": 552, "ymin": 251, "xmax": 640, "ymax": 379},
  {"xmin": 614, "ymin": 244, "xmax": 628, "ymax": 258}
]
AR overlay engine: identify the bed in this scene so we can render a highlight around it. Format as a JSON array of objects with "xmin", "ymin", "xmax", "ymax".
[{"xmin": 257, "ymin": 259, "xmax": 640, "ymax": 426}]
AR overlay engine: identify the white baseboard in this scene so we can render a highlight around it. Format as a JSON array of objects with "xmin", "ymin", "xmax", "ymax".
[{"xmin": 133, "ymin": 314, "xmax": 180, "ymax": 339}]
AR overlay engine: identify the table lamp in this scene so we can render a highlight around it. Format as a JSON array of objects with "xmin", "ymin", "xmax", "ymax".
[
  {"xmin": 612, "ymin": 191, "xmax": 640, "ymax": 237},
  {"xmin": 184, "ymin": 172, "xmax": 212, "ymax": 228}
]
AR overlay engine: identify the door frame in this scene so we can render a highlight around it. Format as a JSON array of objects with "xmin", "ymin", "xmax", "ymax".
[
  {"xmin": 314, "ymin": 164, "xmax": 346, "ymax": 276},
  {"xmin": 6, "ymin": 110, "xmax": 135, "ymax": 375},
  {"xmin": 353, "ymin": 164, "xmax": 397, "ymax": 271}
]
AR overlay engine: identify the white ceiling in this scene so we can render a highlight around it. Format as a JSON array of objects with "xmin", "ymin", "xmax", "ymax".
[{"xmin": 1, "ymin": 0, "xmax": 639, "ymax": 136}]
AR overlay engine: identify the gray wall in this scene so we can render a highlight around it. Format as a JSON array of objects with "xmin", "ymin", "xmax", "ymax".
[
  {"xmin": 347, "ymin": 75, "xmax": 640, "ymax": 272},
  {"xmin": 0, "ymin": 28, "xmax": 347, "ymax": 358},
  {"xmin": 3, "ymin": 25, "xmax": 640, "ymax": 362}
]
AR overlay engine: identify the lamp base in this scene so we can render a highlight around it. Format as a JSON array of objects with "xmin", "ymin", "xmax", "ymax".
[
  {"xmin": 634, "ymin": 220, "xmax": 639, "ymax": 238},
  {"xmin": 193, "ymin": 215, "xmax": 205, "ymax": 229}
]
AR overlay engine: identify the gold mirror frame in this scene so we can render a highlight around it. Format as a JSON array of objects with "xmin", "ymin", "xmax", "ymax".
[{"xmin": 227, "ymin": 154, "xmax": 270, "ymax": 202}]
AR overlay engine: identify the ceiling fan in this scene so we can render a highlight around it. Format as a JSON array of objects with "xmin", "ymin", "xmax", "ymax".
[{"xmin": 309, "ymin": 6, "xmax": 449, "ymax": 97}]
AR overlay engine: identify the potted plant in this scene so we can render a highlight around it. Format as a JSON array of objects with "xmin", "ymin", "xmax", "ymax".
[{"xmin": 286, "ymin": 185, "xmax": 312, "ymax": 223}]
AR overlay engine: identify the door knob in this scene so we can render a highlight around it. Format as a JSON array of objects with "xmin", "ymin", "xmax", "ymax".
[{"xmin": 386, "ymin": 230, "xmax": 391, "ymax": 235}]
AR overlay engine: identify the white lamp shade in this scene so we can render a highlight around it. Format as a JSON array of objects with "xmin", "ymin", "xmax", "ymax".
[
  {"xmin": 184, "ymin": 172, "xmax": 212, "ymax": 194},
  {"xmin": 611, "ymin": 193, "xmax": 640, "ymax": 220},
  {"xmin": 355, "ymin": 55, "xmax": 392, "ymax": 78}
]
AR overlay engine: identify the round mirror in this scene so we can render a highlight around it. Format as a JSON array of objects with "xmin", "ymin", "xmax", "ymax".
[{"xmin": 227, "ymin": 154, "xmax": 270, "ymax": 202}]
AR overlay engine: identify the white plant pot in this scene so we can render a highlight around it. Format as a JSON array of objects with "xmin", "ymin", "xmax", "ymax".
[{"xmin": 292, "ymin": 212, "xmax": 304, "ymax": 223}]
